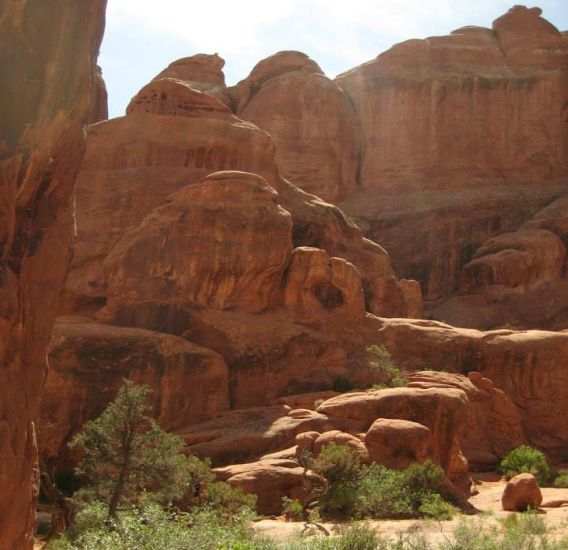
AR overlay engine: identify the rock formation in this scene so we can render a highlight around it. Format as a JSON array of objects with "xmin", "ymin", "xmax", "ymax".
[
  {"xmin": 88, "ymin": 65, "xmax": 109, "ymax": 124},
  {"xmin": 334, "ymin": 5, "xmax": 568, "ymax": 305},
  {"xmin": 24, "ymin": 2, "xmax": 568, "ymax": 526},
  {"xmin": 0, "ymin": 1, "xmax": 106, "ymax": 547},
  {"xmin": 231, "ymin": 51, "xmax": 362, "ymax": 202}
]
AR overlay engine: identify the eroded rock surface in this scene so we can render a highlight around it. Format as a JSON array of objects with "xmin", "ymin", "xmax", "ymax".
[{"xmin": 0, "ymin": 2, "xmax": 106, "ymax": 547}]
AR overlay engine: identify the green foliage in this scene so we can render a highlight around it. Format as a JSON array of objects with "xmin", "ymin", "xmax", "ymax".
[
  {"xmin": 354, "ymin": 461, "xmax": 448, "ymax": 520},
  {"xmin": 331, "ymin": 375, "xmax": 353, "ymax": 393},
  {"xmin": 554, "ymin": 470, "xmax": 568, "ymax": 488},
  {"xmin": 498, "ymin": 446, "xmax": 551, "ymax": 485},
  {"xmin": 282, "ymin": 497, "xmax": 304, "ymax": 521},
  {"xmin": 438, "ymin": 512, "xmax": 568, "ymax": 550},
  {"xmin": 418, "ymin": 493, "xmax": 455, "ymax": 520},
  {"xmin": 366, "ymin": 344, "xmax": 407, "ymax": 389},
  {"xmin": 203, "ymin": 481, "xmax": 257, "ymax": 518},
  {"xmin": 310, "ymin": 443, "xmax": 361, "ymax": 515},
  {"xmin": 306, "ymin": 443, "xmax": 450, "ymax": 521},
  {"xmin": 70, "ymin": 380, "xmax": 196, "ymax": 517},
  {"xmin": 47, "ymin": 501, "xmax": 273, "ymax": 550}
]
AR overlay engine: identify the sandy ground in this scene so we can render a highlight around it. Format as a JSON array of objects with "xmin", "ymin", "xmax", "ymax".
[{"xmin": 254, "ymin": 473, "xmax": 568, "ymax": 546}]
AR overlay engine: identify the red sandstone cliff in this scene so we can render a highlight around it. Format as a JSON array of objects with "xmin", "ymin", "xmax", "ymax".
[{"xmin": 0, "ymin": 1, "xmax": 106, "ymax": 547}]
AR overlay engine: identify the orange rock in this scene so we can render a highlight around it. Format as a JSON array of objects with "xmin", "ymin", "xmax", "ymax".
[
  {"xmin": 102, "ymin": 171, "xmax": 293, "ymax": 314},
  {"xmin": 177, "ymin": 406, "xmax": 333, "ymax": 466},
  {"xmin": 316, "ymin": 386, "xmax": 467, "ymax": 478},
  {"xmin": 154, "ymin": 53, "xmax": 231, "ymax": 106},
  {"xmin": 213, "ymin": 458, "xmax": 318, "ymax": 515},
  {"xmin": 284, "ymin": 247, "xmax": 365, "ymax": 321},
  {"xmin": 364, "ymin": 418, "xmax": 435, "ymax": 469},
  {"xmin": 311, "ymin": 430, "xmax": 369, "ymax": 461},
  {"xmin": 40, "ymin": 317, "xmax": 230, "ymax": 468},
  {"xmin": 88, "ymin": 65, "xmax": 108, "ymax": 123},
  {"xmin": 232, "ymin": 51, "xmax": 361, "ymax": 202},
  {"xmin": 407, "ymin": 370, "xmax": 524, "ymax": 469},
  {"xmin": 501, "ymin": 473, "xmax": 543, "ymax": 511},
  {"xmin": 0, "ymin": 2, "xmax": 106, "ymax": 547},
  {"xmin": 377, "ymin": 318, "xmax": 568, "ymax": 462}
]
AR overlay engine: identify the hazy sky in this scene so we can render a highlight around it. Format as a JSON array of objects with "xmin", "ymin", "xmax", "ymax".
[{"xmin": 100, "ymin": 1, "xmax": 568, "ymax": 118}]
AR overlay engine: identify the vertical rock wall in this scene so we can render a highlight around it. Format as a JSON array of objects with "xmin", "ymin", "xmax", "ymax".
[{"xmin": 0, "ymin": 2, "xmax": 106, "ymax": 547}]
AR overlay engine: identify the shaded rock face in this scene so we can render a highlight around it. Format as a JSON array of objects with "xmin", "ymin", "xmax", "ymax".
[
  {"xmin": 0, "ymin": 1, "xmax": 106, "ymax": 547},
  {"xmin": 40, "ymin": 317, "xmax": 230, "ymax": 468},
  {"xmin": 231, "ymin": 51, "xmax": 362, "ymax": 202},
  {"xmin": 88, "ymin": 65, "xmax": 108, "ymax": 123},
  {"xmin": 433, "ymin": 200, "xmax": 568, "ymax": 330},
  {"xmin": 377, "ymin": 318, "xmax": 568, "ymax": 463},
  {"xmin": 331, "ymin": 6, "xmax": 568, "ymax": 305}
]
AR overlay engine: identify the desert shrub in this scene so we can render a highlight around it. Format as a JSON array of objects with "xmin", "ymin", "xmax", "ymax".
[
  {"xmin": 439, "ymin": 512, "xmax": 568, "ymax": 550},
  {"xmin": 283, "ymin": 522, "xmax": 388, "ymax": 550},
  {"xmin": 47, "ymin": 502, "xmax": 273, "ymax": 550},
  {"xmin": 554, "ymin": 470, "xmax": 568, "ymax": 488},
  {"xmin": 418, "ymin": 493, "xmax": 455, "ymax": 520},
  {"xmin": 355, "ymin": 465, "xmax": 414, "ymax": 518},
  {"xmin": 366, "ymin": 344, "xmax": 407, "ymax": 389},
  {"xmin": 70, "ymin": 380, "xmax": 193, "ymax": 518},
  {"xmin": 498, "ymin": 446, "xmax": 551, "ymax": 485},
  {"xmin": 204, "ymin": 481, "xmax": 257, "ymax": 518},
  {"xmin": 282, "ymin": 497, "xmax": 304, "ymax": 521},
  {"xmin": 310, "ymin": 443, "xmax": 361, "ymax": 515},
  {"xmin": 331, "ymin": 375, "xmax": 353, "ymax": 393},
  {"xmin": 354, "ymin": 461, "xmax": 448, "ymax": 520}
]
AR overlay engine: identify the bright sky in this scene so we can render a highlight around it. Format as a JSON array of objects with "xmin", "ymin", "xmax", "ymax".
[{"xmin": 100, "ymin": 1, "xmax": 568, "ymax": 118}]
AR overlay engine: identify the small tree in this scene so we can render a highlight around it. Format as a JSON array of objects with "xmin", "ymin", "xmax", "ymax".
[
  {"xmin": 366, "ymin": 344, "xmax": 407, "ymax": 389},
  {"xmin": 70, "ymin": 380, "xmax": 190, "ymax": 519}
]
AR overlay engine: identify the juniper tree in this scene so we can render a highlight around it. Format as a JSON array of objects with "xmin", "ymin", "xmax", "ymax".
[{"xmin": 70, "ymin": 380, "xmax": 190, "ymax": 519}]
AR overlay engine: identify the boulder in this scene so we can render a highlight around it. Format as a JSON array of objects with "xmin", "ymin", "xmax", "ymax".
[
  {"xmin": 376, "ymin": 317, "xmax": 568, "ymax": 462},
  {"xmin": 177, "ymin": 406, "xmax": 334, "ymax": 466},
  {"xmin": 406, "ymin": 370, "xmax": 525, "ymax": 469},
  {"xmin": 311, "ymin": 430, "xmax": 369, "ymax": 461},
  {"xmin": 501, "ymin": 473, "xmax": 543, "ymax": 511},
  {"xmin": 316, "ymin": 385, "xmax": 468, "ymax": 478},
  {"xmin": 213, "ymin": 458, "xmax": 318, "ymax": 515},
  {"xmin": 364, "ymin": 418, "xmax": 434, "ymax": 469}
]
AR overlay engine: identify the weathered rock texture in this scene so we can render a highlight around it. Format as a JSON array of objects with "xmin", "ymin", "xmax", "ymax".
[
  {"xmin": 40, "ymin": 317, "xmax": 229, "ymax": 468},
  {"xmin": 0, "ymin": 1, "xmax": 106, "ymax": 547},
  {"xmin": 333, "ymin": 6, "xmax": 568, "ymax": 307},
  {"xmin": 377, "ymin": 317, "xmax": 568, "ymax": 463},
  {"xmin": 231, "ymin": 51, "xmax": 362, "ymax": 202}
]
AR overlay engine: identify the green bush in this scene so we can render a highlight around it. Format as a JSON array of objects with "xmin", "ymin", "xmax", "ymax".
[
  {"xmin": 418, "ymin": 493, "xmax": 455, "ymax": 520},
  {"xmin": 204, "ymin": 481, "xmax": 257, "ymax": 517},
  {"xmin": 331, "ymin": 375, "xmax": 353, "ymax": 393},
  {"xmin": 47, "ymin": 502, "xmax": 273, "ymax": 550},
  {"xmin": 282, "ymin": 497, "xmax": 304, "ymax": 521},
  {"xmin": 366, "ymin": 344, "xmax": 407, "ymax": 389},
  {"xmin": 554, "ymin": 470, "xmax": 568, "ymax": 488},
  {"xmin": 310, "ymin": 443, "xmax": 361, "ymax": 515},
  {"xmin": 354, "ymin": 461, "xmax": 448, "ymax": 520},
  {"xmin": 498, "ymin": 446, "xmax": 551, "ymax": 485}
]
